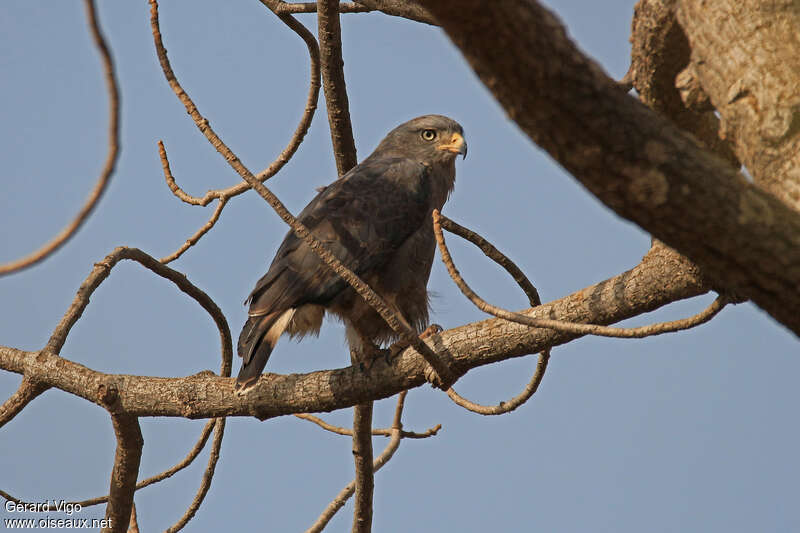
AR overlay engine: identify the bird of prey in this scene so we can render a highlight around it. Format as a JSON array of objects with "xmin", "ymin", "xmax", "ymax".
[{"xmin": 236, "ymin": 115, "xmax": 466, "ymax": 392}]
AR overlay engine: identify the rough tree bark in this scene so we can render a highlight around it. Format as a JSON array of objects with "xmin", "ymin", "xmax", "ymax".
[{"xmin": 677, "ymin": 0, "xmax": 800, "ymax": 210}]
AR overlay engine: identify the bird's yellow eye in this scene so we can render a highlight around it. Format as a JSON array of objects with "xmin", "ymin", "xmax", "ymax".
[{"xmin": 421, "ymin": 129, "xmax": 437, "ymax": 141}]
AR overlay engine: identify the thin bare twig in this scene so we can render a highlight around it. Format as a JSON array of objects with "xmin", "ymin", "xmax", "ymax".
[
  {"xmin": 433, "ymin": 211, "xmax": 552, "ymax": 414},
  {"xmin": 150, "ymin": 0, "xmax": 453, "ymax": 388},
  {"xmin": 44, "ymin": 247, "xmax": 233, "ymax": 377},
  {"xmin": 275, "ymin": 1, "xmax": 370, "ymax": 15},
  {"xmin": 0, "ymin": 377, "xmax": 48, "ymax": 429},
  {"xmin": 160, "ymin": 195, "xmax": 228, "ymax": 264},
  {"xmin": 272, "ymin": 1, "xmax": 438, "ymax": 25},
  {"xmin": 446, "ymin": 350, "xmax": 550, "ymax": 415},
  {"xmin": 158, "ymin": 9, "xmax": 321, "ymax": 262},
  {"xmin": 102, "ymin": 414, "xmax": 143, "ymax": 533},
  {"xmin": 432, "ymin": 210, "xmax": 728, "ymax": 339},
  {"xmin": 317, "ymin": 0, "xmax": 358, "ymax": 175},
  {"xmin": 306, "ymin": 392, "xmax": 408, "ymax": 533},
  {"xmin": 0, "ymin": 246, "xmax": 231, "ymax": 524},
  {"xmin": 165, "ymin": 417, "xmax": 226, "ymax": 533},
  {"xmin": 295, "ymin": 413, "xmax": 440, "ymax": 438},
  {"xmin": 68, "ymin": 419, "xmax": 216, "ymax": 508},
  {"xmin": 0, "ymin": 0, "xmax": 120, "ymax": 277},
  {"xmin": 436, "ymin": 212, "xmax": 541, "ymax": 307}
]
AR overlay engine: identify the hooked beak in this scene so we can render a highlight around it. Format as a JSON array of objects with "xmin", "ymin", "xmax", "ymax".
[{"xmin": 437, "ymin": 132, "xmax": 468, "ymax": 159}]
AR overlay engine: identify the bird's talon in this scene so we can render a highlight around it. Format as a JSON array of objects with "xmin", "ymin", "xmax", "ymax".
[{"xmin": 420, "ymin": 323, "xmax": 443, "ymax": 339}]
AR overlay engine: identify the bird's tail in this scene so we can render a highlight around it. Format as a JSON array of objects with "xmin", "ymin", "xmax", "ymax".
[{"xmin": 235, "ymin": 308, "xmax": 296, "ymax": 394}]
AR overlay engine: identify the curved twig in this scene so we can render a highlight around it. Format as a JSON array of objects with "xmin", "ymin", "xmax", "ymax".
[
  {"xmin": 158, "ymin": 8, "xmax": 321, "ymax": 261},
  {"xmin": 432, "ymin": 210, "xmax": 728, "ymax": 339},
  {"xmin": 0, "ymin": 0, "xmax": 120, "ymax": 277},
  {"xmin": 165, "ymin": 417, "xmax": 226, "ymax": 533},
  {"xmin": 446, "ymin": 349, "xmax": 550, "ymax": 415},
  {"xmin": 149, "ymin": 0, "xmax": 453, "ymax": 388},
  {"xmin": 295, "ymin": 413, "xmax": 440, "ymax": 438},
  {"xmin": 69, "ymin": 420, "xmax": 216, "ymax": 508},
  {"xmin": 1, "ymin": 246, "xmax": 231, "ymax": 520},
  {"xmin": 436, "ymin": 212, "xmax": 540, "ymax": 306},
  {"xmin": 44, "ymin": 247, "xmax": 233, "ymax": 375},
  {"xmin": 160, "ymin": 196, "xmax": 228, "ymax": 264},
  {"xmin": 306, "ymin": 392, "xmax": 408, "ymax": 533},
  {"xmin": 435, "ymin": 212, "xmax": 551, "ymax": 414}
]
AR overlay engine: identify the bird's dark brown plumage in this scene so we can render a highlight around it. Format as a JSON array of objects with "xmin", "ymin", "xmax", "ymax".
[{"xmin": 236, "ymin": 115, "xmax": 466, "ymax": 392}]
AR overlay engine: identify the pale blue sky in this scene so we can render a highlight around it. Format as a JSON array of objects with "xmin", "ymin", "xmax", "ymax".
[{"xmin": 1, "ymin": 1, "xmax": 798, "ymax": 531}]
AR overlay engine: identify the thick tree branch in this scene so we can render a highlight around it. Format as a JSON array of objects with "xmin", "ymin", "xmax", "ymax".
[
  {"xmin": 0, "ymin": 241, "xmax": 709, "ymax": 420},
  {"xmin": 676, "ymin": 0, "xmax": 800, "ymax": 210},
  {"xmin": 629, "ymin": 0, "xmax": 738, "ymax": 165},
  {"xmin": 0, "ymin": 0, "xmax": 120, "ymax": 277},
  {"xmin": 102, "ymin": 414, "xmax": 143, "ymax": 533},
  {"xmin": 417, "ymin": 0, "xmax": 800, "ymax": 336}
]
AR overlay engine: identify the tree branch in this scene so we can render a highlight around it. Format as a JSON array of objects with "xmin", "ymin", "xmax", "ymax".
[
  {"xmin": 42, "ymin": 247, "xmax": 233, "ymax": 376},
  {"xmin": 354, "ymin": 0, "xmax": 436, "ymax": 25},
  {"xmin": 0, "ymin": 241, "xmax": 710, "ymax": 420},
  {"xmin": 351, "ymin": 401, "xmax": 373, "ymax": 533},
  {"xmin": 417, "ymin": 0, "xmax": 800, "ymax": 336},
  {"xmin": 102, "ymin": 414, "xmax": 143, "ymax": 533},
  {"xmin": 0, "ymin": 377, "xmax": 47, "ymax": 429},
  {"xmin": 165, "ymin": 418, "xmax": 226, "ymax": 533},
  {"xmin": 316, "ymin": 0, "xmax": 358, "ymax": 175},
  {"xmin": 446, "ymin": 350, "xmax": 550, "ymax": 415},
  {"xmin": 270, "ymin": 1, "xmax": 437, "ymax": 25},
  {"xmin": 628, "ymin": 0, "xmax": 738, "ymax": 166},
  {"xmin": 676, "ymin": 0, "xmax": 800, "ymax": 210},
  {"xmin": 433, "ymin": 210, "xmax": 727, "ymax": 339},
  {"xmin": 158, "ymin": 8, "xmax": 321, "ymax": 262},
  {"xmin": 306, "ymin": 391, "xmax": 408, "ymax": 533},
  {"xmin": 0, "ymin": 0, "xmax": 120, "ymax": 277},
  {"xmin": 436, "ymin": 212, "xmax": 540, "ymax": 306},
  {"xmin": 295, "ymin": 413, "xmax": 440, "ymax": 438}
]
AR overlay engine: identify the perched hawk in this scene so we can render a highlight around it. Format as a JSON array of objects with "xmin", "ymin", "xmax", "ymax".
[{"xmin": 236, "ymin": 115, "xmax": 466, "ymax": 392}]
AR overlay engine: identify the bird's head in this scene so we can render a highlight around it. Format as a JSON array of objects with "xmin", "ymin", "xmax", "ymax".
[{"xmin": 372, "ymin": 115, "xmax": 467, "ymax": 164}]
